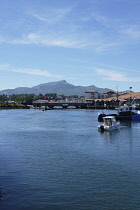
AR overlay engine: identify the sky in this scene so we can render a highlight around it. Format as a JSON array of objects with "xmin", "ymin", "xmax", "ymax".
[{"xmin": 0, "ymin": 0, "xmax": 140, "ymax": 92}]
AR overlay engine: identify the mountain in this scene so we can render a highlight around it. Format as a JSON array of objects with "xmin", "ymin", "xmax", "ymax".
[{"xmin": 0, "ymin": 80, "xmax": 112, "ymax": 96}]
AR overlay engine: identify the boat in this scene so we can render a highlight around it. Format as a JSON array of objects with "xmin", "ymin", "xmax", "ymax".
[
  {"xmin": 98, "ymin": 105, "xmax": 140, "ymax": 122},
  {"xmin": 98, "ymin": 116, "xmax": 120, "ymax": 131}
]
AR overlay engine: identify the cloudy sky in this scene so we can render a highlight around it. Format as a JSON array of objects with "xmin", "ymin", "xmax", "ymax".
[{"xmin": 0, "ymin": 0, "xmax": 140, "ymax": 92}]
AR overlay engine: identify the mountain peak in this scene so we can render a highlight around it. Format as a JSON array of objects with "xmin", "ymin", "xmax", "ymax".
[
  {"xmin": 55, "ymin": 80, "xmax": 67, "ymax": 84},
  {"xmin": 0, "ymin": 80, "xmax": 112, "ymax": 96}
]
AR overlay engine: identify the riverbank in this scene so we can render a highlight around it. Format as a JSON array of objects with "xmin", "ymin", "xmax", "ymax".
[
  {"xmin": 0, "ymin": 106, "xmax": 30, "ymax": 109},
  {"xmin": 0, "ymin": 103, "xmax": 30, "ymax": 109}
]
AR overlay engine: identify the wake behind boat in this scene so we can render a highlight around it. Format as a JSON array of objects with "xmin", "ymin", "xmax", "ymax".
[{"xmin": 98, "ymin": 116, "xmax": 120, "ymax": 131}]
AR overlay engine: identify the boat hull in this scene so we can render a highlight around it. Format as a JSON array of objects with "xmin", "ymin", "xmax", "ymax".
[
  {"xmin": 98, "ymin": 113, "xmax": 140, "ymax": 122},
  {"xmin": 98, "ymin": 124, "xmax": 119, "ymax": 131},
  {"xmin": 132, "ymin": 114, "xmax": 140, "ymax": 121}
]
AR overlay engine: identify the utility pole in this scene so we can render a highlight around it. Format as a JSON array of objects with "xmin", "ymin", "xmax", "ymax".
[
  {"xmin": 129, "ymin": 87, "xmax": 132, "ymax": 106},
  {"xmin": 116, "ymin": 86, "xmax": 119, "ymax": 107},
  {"xmin": 116, "ymin": 86, "xmax": 118, "ymax": 100}
]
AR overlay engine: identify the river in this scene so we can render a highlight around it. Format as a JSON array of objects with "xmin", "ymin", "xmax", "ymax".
[{"xmin": 0, "ymin": 109, "xmax": 140, "ymax": 209}]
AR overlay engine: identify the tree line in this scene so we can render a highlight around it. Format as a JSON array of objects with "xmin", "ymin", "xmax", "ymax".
[{"xmin": 0, "ymin": 93, "xmax": 82, "ymax": 105}]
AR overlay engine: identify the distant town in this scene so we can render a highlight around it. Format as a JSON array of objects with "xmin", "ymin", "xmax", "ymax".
[{"xmin": 0, "ymin": 89, "xmax": 140, "ymax": 109}]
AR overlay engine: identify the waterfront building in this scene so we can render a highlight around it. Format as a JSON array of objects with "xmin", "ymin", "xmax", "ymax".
[
  {"xmin": 85, "ymin": 90, "xmax": 99, "ymax": 100},
  {"xmin": 85, "ymin": 90, "xmax": 117, "ymax": 100},
  {"xmin": 101, "ymin": 91, "xmax": 117, "ymax": 99}
]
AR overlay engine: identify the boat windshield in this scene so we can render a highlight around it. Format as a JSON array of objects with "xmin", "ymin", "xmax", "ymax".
[{"xmin": 104, "ymin": 118, "xmax": 112, "ymax": 126}]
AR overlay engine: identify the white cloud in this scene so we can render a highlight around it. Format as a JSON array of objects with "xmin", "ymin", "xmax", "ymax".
[
  {"xmin": 0, "ymin": 64, "xmax": 62, "ymax": 78},
  {"xmin": 0, "ymin": 5, "xmax": 139, "ymax": 53},
  {"xmin": 31, "ymin": 7, "xmax": 71, "ymax": 25},
  {"xmin": 10, "ymin": 68, "xmax": 53, "ymax": 77},
  {"xmin": 8, "ymin": 33, "xmax": 87, "ymax": 49},
  {"xmin": 96, "ymin": 68, "xmax": 140, "ymax": 82},
  {"xmin": 95, "ymin": 42, "xmax": 120, "ymax": 52},
  {"xmin": 121, "ymin": 26, "xmax": 140, "ymax": 40},
  {"xmin": 0, "ymin": 64, "xmax": 10, "ymax": 70},
  {"xmin": 31, "ymin": 14, "xmax": 50, "ymax": 23},
  {"xmin": 96, "ymin": 68, "xmax": 127, "ymax": 81}
]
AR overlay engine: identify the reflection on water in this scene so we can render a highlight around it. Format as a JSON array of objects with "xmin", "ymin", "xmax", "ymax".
[
  {"xmin": 98, "ymin": 121, "xmax": 135, "ymax": 154},
  {"xmin": 120, "ymin": 121, "xmax": 132, "ymax": 128},
  {"xmin": 99, "ymin": 129, "xmax": 120, "ymax": 143}
]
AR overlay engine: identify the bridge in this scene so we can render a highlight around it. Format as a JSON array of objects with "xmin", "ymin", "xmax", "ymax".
[{"xmin": 33, "ymin": 102, "xmax": 92, "ymax": 109}]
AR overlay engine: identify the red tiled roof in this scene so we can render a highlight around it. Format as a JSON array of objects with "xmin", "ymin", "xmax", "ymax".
[
  {"xmin": 95, "ymin": 92, "xmax": 140, "ymax": 101},
  {"xmin": 85, "ymin": 90, "xmax": 98, "ymax": 93}
]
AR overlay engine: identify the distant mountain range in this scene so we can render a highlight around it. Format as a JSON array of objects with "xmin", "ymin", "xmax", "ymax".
[{"xmin": 0, "ymin": 80, "xmax": 112, "ymax": 96}]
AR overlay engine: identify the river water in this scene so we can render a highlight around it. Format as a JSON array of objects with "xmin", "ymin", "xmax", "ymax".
[{"xmin": 0, "ymin": 109, "xmax": 140, "ymax": 209}]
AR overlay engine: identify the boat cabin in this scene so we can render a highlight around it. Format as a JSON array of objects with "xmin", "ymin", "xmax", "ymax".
[
  {"xmin": 117, "ymin": 106, "xmax": 134, "ymax": 116},
  {"xmin": 103, "ymin": 116, "xmax": 117, "ymax": 126}
]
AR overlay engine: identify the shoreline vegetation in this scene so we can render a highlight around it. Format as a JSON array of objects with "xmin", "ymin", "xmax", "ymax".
[{"xmin": 0, "ymin": 102, "xmax": 30, "ymax": 109}]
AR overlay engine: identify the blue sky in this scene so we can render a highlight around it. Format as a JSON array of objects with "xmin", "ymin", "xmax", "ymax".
[{"xmin": 0, "ymin": 0, "xmax": 140, "ymax": 92}]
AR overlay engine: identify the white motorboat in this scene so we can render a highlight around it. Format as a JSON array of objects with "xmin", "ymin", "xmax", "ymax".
[{"xmin": 98, "ymin": 116, "xmax": 120, "ymax": 131}]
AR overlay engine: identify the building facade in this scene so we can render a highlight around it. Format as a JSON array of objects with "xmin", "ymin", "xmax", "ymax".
[
  {"xmin": 85, "ymin": 90, "xmax": 117, "ymax": 100},
  {"xmin": 85, "ymin": 90, "xmax": 99, "ymax": 99}
]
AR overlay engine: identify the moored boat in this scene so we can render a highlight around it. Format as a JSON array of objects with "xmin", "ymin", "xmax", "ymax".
[{"xmin": 98, "ymin": 106, "xmax": 140, "ymax": 122}]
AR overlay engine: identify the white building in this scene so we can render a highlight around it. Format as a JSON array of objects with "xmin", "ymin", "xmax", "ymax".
[
  {"xmin": 85, "ymin": 90, "xmax": 117, "ymax": 100},
  {"xmin": 85, "ymin": 90, "xmax": 99, "ymax": 99},
  {"xmin": 102, "ymin": 91, "xmax": 117, "ymax": 98}
]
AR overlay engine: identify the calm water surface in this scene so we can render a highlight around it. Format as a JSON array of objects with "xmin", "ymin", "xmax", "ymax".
[{"xmin": 0, "ymin": 109, "xmax": 140, "ymax": 209}]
